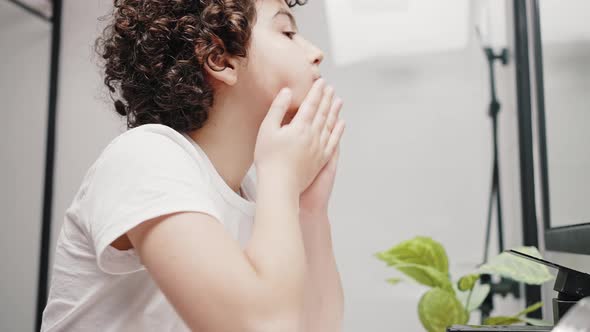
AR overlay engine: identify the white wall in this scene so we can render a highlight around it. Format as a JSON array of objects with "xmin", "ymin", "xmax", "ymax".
[
  {"xmin": 287, "ymin": 1, "xmax": 526, "ymax": 330},
  {"xmin": 0, "ymin": 1, "xmax": 51, "ymax": 331},
  {"xmin": 1, "ymin": 0, "xmax": 540, "ymax": 331}
]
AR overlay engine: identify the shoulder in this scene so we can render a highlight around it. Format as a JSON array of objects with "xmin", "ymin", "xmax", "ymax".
[
  {"xmin": 107, "ymin": 124, "xmax": 195, "ymax": 157},
  {"xmin": 97, "ymin": 124, "xmax": 204, "ymax": 172},
  {"xmin": 82, "ymin": 124, "xmax": 212, "ymax": 198}
]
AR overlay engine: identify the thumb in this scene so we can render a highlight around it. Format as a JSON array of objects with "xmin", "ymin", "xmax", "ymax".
[{"xmin": 264, "ymin": 88, "xmax": 292, "ymax": 128}]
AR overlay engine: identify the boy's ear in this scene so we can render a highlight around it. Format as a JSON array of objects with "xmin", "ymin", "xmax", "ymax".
[{"xmin": 204, "ymin": 53, "xmax": 239, "ymax": 86}]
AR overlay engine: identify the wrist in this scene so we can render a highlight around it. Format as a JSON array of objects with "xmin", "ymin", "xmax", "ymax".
[
  {"xmin": 257, "ymin": 164, "xmax": 298, "ymax": 191},
  {"xmin": 257, "ymin": 167, "xmax": 295, "ymax": 184}
]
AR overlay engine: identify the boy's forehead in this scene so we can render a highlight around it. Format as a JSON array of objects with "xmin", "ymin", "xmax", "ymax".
[{"xmin": 257, "ymin": 0, "xmax": 298, "ymax": 29}]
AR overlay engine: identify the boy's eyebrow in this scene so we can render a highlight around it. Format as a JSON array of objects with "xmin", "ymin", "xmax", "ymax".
[{"xmin": 273, "ymin": 8, "xmax": 299, "ymax": 31}]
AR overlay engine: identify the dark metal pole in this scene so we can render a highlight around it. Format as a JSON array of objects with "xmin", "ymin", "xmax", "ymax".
[
  {"xmin": 480, "ymin": 46, "xmax": 511, "ymax": 323},
  {"xmin": 513, "ymin": 0, "xmax": 543, "ymax": 320},
  {"xmin": 482, "ymin": 47, "xmax": 509, "ymax": 264},
  {"xmin": 36, "ymin": 0, "xmax": 62, "ymax": 330}
]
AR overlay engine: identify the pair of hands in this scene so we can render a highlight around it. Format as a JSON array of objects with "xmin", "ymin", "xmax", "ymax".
[{"xmin": 254, "ymin": 79, "xmax": 345, "ymax": 217}]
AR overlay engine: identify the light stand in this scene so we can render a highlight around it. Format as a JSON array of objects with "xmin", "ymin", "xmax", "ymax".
[{"xmin": 478, "ymin": 46, "xmax": 521, "ymax": 323}]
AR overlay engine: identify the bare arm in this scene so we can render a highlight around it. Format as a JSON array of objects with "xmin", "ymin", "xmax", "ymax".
[
  {"xmin": 126, "ymin": 80, "xmax": 336, "ymax": 332},
  {"xmin": 300, "ymin": 212, "xmax": 345, "ymax": 332},
  {"xmin": 127, "ymin": 173, "xmax": 304, "ymax": 332}
]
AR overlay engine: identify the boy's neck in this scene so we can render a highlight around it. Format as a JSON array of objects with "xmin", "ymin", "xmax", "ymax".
[{"xmin": 187, "ymin": 100, "xmax": 262, "ymax": 195}]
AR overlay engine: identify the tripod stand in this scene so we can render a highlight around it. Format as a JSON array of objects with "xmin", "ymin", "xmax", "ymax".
[
  {"xmin": 482, "ymin": 47, "xmax": 508, "ymax": 262},
  {"xmin": 478, "ymin": 47, "xmax": 522, "ymax": 323}
]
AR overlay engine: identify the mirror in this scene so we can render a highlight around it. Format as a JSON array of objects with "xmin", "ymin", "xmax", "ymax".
[
  {"xmin": 538, "ymin": 0, "xmax": 590, "ymax": 228},
  {"xmin": 0, "ymin": 1, "xmax": 53, "ymax": 331}
]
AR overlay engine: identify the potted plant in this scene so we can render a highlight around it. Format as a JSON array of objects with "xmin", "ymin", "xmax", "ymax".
[{"xmin": 375, "ymin": 236, "xmax": 554, "ymax": 332}]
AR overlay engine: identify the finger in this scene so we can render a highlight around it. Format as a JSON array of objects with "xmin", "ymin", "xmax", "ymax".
[
  {"xmin": 312, "ymin": 86, "xmax": 334, "ymax": 133},
  {"xmin": 327, "ymin": 144, "xmax": 341, "ymax": 171},
  {"xmin": 292, "ymin": 79, "xmax": 325, "ymax": 125},
  {"xmin": 325, "ymin": 119, "xmax": 345, "ymax": 158},
  {"xmin": 326, "ymin": 97, "xmax": 343, "ymax": 132},
  {"xmin": 264, "ymin": 88, "xmax": 292, "ymax": 128},
  {"xmin": 320, "ymin": 97, "xmax": 343, "ymax": 145}
]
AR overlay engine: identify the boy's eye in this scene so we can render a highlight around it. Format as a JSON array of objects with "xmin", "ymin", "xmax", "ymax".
[{"xmin": 283, "ymin": 31, "xmax": 296, "ymax": 39}]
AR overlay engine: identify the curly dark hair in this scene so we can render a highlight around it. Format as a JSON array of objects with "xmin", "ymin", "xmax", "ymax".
[{"xmin": 95, "ymin": 0, "xmax": 307, "ymax": 133}]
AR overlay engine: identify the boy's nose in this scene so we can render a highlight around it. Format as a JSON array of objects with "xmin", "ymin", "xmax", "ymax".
[
  {"xmin": 310, "ymin": 44, "xmax": 325, "ymax": 66},
  {"xmin": 313, "ymin": 49, "xmax": 325, "ymax": 66}
]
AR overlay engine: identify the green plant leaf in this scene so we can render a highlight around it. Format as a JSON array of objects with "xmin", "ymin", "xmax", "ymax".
[
  {"xmin": 418, "ymin": 288, "xmax": 469, "ymax": 332},
  {"xmin": 457, "ymin": 274, "xmax": 481, "ymax": 291},
  {"xmin": 483, "ymin": 301, "xmax": 545, "ymax": 326},
  {"xmin": 517, "ymin": 301, "xmax": 543, "ymax": 317},
  {"xmin": 483, "ymin": 316, "xmax": 523, "ymax": 325},
  {"xmin": 394, "ymin": 263, "xmax": 453, "ymax": 292},
  {"xmin": 375, "ymin": 236, "xmax": 449, "ymax": 275},
  {"xmin": 477, "ymin": 247, "xmax": 554, "ymax": 285},
  {"xmin": 520, "ymin": 317, "xmax": 553, "ymax": 326},
  {"xmin": 453, "ymin": 282, "xmax": 490, "ymax": 312},
  {"xmin": 386, "ymin": 277, "xmax": 403, "ymax": 285}
]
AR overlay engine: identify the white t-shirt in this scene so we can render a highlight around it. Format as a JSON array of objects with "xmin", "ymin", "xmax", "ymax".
[{"xmin": 41, "ymin": 124, "xmax": 258, "ymax": 331}]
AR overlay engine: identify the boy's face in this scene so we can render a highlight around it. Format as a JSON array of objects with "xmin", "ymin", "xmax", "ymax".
[{"xmin": 238, "ymin": 0, "xmax": 324, "ymax": 121}]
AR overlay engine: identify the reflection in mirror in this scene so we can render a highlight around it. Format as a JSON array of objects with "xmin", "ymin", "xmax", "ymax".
[
  {"xmin": 539, "ymin": 0, "xmax": 590, "ymax": 228},
  {"xmin": 0, "ymin": 1, "xmax": 52, "ymax": 331}
]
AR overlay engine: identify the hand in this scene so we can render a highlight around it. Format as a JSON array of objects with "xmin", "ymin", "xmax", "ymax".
[
  {"xmin": 299, "ymin": 97, "xmax": 345, "ymax": 216},
  {"xmin": 254, "ymin": 79, "xmax": 344, "ymax": 195}
]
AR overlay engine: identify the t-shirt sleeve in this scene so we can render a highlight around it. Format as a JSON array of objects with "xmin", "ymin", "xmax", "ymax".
[{"xmin": 82, "ymin": 129, "xmax": 223, "ymax": 275}]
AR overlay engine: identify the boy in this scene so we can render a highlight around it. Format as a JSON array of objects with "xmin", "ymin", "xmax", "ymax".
[{"xmin": 41, "ymin": 0, "xmax": 345, "ymax": 331}]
